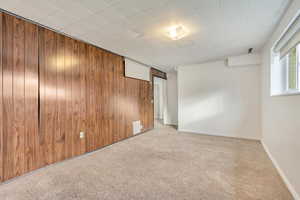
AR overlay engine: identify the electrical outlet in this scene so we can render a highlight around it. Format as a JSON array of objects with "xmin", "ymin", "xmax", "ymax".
[{"xmin": 80, "ymin": 132, "xmax": 85, "ymax": 139}]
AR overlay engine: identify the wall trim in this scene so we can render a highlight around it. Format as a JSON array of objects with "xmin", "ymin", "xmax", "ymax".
[
  {"xmin": 262, "ymin": 141, "xmax": 300, "ymax": 200},
  {"xmin": 164, "ymin": 121, "xmax": 178, "ymax": 126},
  {"xmin": 165, "ymin": 123, "xmax": 177, "ymax": 126},
  {"xmin": 177, "ymin": 129, "xmax": 260, "ymax": 141}
]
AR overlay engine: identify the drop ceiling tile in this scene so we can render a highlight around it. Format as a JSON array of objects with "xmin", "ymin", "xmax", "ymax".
[
  {"xmin": 61, "ymin": 13, "xmax": 111, "ymax": 37},
  {"xmin": 73, "ymin": 0, "xmax": 112, "ymax": 13},
  {"xmin": 95, "ymin": 6, "xmax": 128, "ymax": 24},
  {"xmin": 136, "ymin": 0, "xmax": 171, "ymax": 12},
  {"xmin": 127, "ymin": 6, "xmax": 196, "ymax": 35},
  {"xmin": 8, "ymin": 0, "xmax": 60, "ymax": 22},
  {"xmin": 175, "ymin": 40, "xmax": 196, "ymax": 48},
  {"xmin": 102, "ymin": 0, "xmax": 121, "ymax": 6},
  {"xmin": 61, "ymin": 24, "xmax": 86, "ymax": 38},
  {"xmin": 0, "ymin": 0, "xmax": 22, "ymax": 11},
  {"xmin": 1, "ymin": 0, "xmax": 292, "ymax": 70},
  {"xmin": 49, "ymin": 0, "xmax": 94, "ymax": 17},
  {"xmin": 108, "ymin": 2, "xmax": 140, "ymax": 18},
  {"xmin": 39, "ymin": 10, "xmax": 79, "ymax": 31},
  {"xmin": 84, "ymin": 29, "xmax": 120, "ymax": 46}
]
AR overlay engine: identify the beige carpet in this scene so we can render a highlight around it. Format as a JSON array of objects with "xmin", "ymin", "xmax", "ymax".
[{"xmin": 0, "ymin": 125, "xmax": 293, "ymax": 200}]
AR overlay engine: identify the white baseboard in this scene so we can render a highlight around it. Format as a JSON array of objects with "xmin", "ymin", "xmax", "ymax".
[
  {"xmin": 177, "ymin": 128, "xmax": 260, "ymax": 141},
  {"xmin": 163, "ymin": 120, "xmax": 177, "ymax": 126},
  {"xmin": 165, "ymin": 123, "xmax": 177, "ymax": 126},
  {"xmin": 262, "ymin": 141, "xmax": 300, "ymax": 200}
]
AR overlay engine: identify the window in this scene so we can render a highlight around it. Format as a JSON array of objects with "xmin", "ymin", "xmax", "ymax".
[
  {"xmin": 271, "ymin": 13, "xmax": 300, "ymax": 96},
  {"xmin": 280, "ymin": 45, "xmax": 300, "ymax": 92}
]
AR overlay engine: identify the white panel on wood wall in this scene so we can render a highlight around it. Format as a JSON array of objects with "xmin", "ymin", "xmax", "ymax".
[{"xmin": 125, "ymin": 58, "xmax": 150, "ymax": 81}]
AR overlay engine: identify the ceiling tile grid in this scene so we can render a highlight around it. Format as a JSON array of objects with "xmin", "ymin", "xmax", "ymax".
[{"xmin": 0, "ymin": 0, "xmax": 291, "ymax": 71}]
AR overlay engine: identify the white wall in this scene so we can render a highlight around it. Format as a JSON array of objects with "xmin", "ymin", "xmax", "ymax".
[
  {"xmin": 178, "ymin": 61, "xmax": 261, "ymax": 140},
  {"xmin": 165, "ymin": 70, "xmax": 178, "ymax": 125},
  {"xmin": 261, "ymin": 1, "xmax": 300, "ymax": 199}
]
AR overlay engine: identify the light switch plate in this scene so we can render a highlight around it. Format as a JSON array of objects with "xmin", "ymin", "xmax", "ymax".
[{"xmin": 80, "ymin": 132, "xmax": 85, "ymax": 139}]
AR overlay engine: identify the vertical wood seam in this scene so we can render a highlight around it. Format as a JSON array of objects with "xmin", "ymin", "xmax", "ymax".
[
  {"xmin": 37, "ymin": 26, "xmax": 40, "ymax": 134},
  {"xmin": 0, "ymin": 13, "xmax": 2, "ymax": 181}
]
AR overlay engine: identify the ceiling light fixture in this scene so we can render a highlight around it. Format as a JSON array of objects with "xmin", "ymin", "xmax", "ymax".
[{"xmin": 166, "ymin": 24, "xmax": 188, "ymax": 40}]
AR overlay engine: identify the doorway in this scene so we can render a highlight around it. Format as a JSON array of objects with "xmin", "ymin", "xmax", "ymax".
[{"xmin": 153, "ymin": 77, "xmax": 167, "ymax": 128}]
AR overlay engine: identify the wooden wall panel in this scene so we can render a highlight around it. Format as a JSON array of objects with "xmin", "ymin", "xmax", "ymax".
[
  {"xmin": 24, "ymin": 21, "xmax": 39, "ymax": 172},
  {"xmin": 2, "ymin": 13, "xmax": 40, "ymax": 181},
  {"xmin": 148, "ymin": 82, "xmax": 154, "ymax": 129},
  {"xmin": 39, "ymin": 30, "xmax": 87, "ymax": 162},
  {"xmin": 55, "ymin": 34, "xmax": 66, "ymax": 163},
  {"xmin": 86, "ymin": 46, "xmax": 97, "ymax": 152},
  {"xmin": 95, "ymin": 49, "xmax": 104, "ymax": 148},
  {"xmin": 0, "ymin": 12, "xmax": 3, "ymax": 182},
  {"xmin": 13, "ymin": 17, "xmax": 26, "ymax": 177},
  {"xmin": 0, "ymin": 12, "xmax": 154, "ymax": 183},
  {"xmin": 40, "ymin": 28, "xmax": 56, "ymax": 166},
  {"xmin": 71, "ymin": 40, "xmax": 81, "ymax": 157},
  {"xmin": 64, "ymin": 37, "xmax": 73, "ymax": 159},
  {"xmin": 79, "ymin": 42, "xmax": 87, "ymax": 155},
  {"xmin": 2, "ymin": 14, "xmax": 18, "ymax": 180},
  {"xmin": 102, "ymin": 52, "xmax": 113, "ymax": 146},
  {"xmin": 125, "ymin": 79, "xmax": 136, "ymax": 137},
  {"xmin": 38, "ymin": 26, "xmax": 46, "ymax": 168},
  {"xmin": 112, "ymin": 54, "xmax": 118, "ymax": 144},
  {"xmin": 116, "ymin": 57, "xmax": 126, "ymax": 141}
]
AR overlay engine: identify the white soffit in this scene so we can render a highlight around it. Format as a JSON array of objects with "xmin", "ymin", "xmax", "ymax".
[{"xmin": 0, "ymin": 0, "xmax": 291, "ymax": 71}]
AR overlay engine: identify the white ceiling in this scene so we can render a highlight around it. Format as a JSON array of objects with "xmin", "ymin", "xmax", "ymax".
[{"xmin": 0, "ymin": 0, "xmax": 290, "ymax": 71}]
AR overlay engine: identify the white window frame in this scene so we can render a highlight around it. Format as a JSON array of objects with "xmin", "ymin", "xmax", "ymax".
[
  {"xmin": 271, "ymin": 45, "xmax": 300, "ymax": 97},
  {"xmin": 286, "ymin": 53, "xmax": 290, "ymax": 91},
  {"xmin": 270, "ymin": 11, "xmax": 300, "ymax": 97}
]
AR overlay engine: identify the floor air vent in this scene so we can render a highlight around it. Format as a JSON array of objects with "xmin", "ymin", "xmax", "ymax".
[{"xmin": 133, "ymin": 121, "xmax": 142, "ymax": 135}]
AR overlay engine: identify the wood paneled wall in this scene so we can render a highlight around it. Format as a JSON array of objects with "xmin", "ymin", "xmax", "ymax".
[
  {"xmin": 1, "ymin": 13, "xmax": 40, "ymax": 181},
  {"xmin": 0, "ymin": 12, "xmax": 3, "ymax": 182},
  {"xmin": 0, "ymin": 12, "xmax": 154, "ymax": 182}
]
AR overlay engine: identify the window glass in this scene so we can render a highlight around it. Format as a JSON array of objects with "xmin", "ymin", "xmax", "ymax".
[{"xmin": 288, "ymin": 47, "xmax": 298, "ymax": 90}]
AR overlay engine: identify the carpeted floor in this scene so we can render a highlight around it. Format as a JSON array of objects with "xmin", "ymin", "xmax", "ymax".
[{"xmin": 0, "ymin": 125, "xmax": 293, "ymax": 200}]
